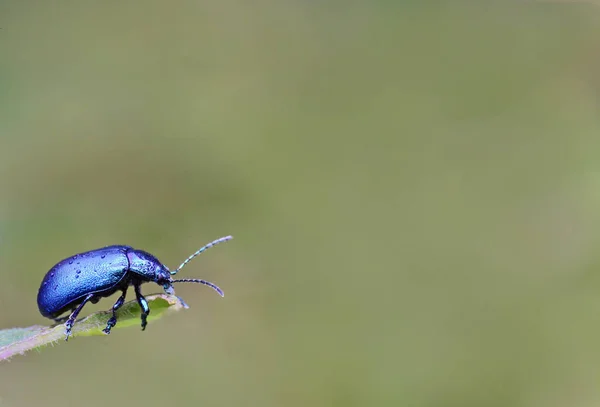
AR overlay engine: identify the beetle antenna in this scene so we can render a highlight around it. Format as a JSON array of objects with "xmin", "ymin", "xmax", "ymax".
[
  {"xmin": 171, "ymin": 235, "xmax": 233, "ymax": 275},
  {"xmin": 171, "ymin": 279, "xmax": 224, "ymax": 297}
]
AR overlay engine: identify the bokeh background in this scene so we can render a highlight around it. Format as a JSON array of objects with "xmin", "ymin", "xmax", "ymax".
[{"xmin": 1, "ymin": 1, "xmax": 600, "ymax": 406}]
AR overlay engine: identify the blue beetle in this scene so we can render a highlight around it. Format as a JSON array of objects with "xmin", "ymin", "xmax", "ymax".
[{"xmin": 37, "ymin": 235, "xmax": 232, "ymax": 340}]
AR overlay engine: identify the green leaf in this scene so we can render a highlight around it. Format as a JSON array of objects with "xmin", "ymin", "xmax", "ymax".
[{"xmin": 0, "ymin": 294, "xmax": 189, "ymax": 361}]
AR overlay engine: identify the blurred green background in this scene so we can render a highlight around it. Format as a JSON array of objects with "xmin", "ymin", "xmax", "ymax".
[{"xmin": 1, "ymin": 1, "xmax": 600, "ymax": 406}]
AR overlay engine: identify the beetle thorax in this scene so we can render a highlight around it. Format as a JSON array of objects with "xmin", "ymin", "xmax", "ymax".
[{"xmin": 126, "ymin": 249, "xmax": 170, "ymax": 282}]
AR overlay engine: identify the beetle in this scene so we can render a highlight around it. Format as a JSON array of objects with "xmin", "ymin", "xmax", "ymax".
[{"xmin": 37, "ymin": 235, "xmax": 232, "ymax": 341}]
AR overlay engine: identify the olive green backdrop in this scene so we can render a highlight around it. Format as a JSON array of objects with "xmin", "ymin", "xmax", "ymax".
[{"xmin": 1, "ymin": 2, "xmax": 600, "ymax": 407}]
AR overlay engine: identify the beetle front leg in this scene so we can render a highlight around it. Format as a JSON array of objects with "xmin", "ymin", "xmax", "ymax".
[
  {"xmin": 64, "ymin": 293, "xmax": 95, "ymax": 341},
  {"xmin": 102, "ymin": 289, "xmax": 127, "ymax": 335},
  {"xmin": 134, "ymin": 283, "xmax": 150, "ymax": 331}
]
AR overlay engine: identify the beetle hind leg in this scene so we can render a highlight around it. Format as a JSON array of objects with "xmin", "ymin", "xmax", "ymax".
[
  {"xmin": 102, "ymin": 289, "xmax": 127, "ymax": 335},
  {"xmin": 64, "ymin": 294, "xmax": 95, "ymax": 341},
  {"xmin": 134, "ymin": 283, "xmax": 150, "ymax": 331}
]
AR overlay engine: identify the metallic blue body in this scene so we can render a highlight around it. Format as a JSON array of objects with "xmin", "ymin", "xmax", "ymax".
[
  {"xmin": 37, "ymin": 245, "xmax": 170, "ymax": 318},
  {"xmin": 38, "ymin": 245, "xmax": 129, "ymax": 318},
  {"xmin": 35, "ymin": 235, "xmax": 231, "ymax": 341}
]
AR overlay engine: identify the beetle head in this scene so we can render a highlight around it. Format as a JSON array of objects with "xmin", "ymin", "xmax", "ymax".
[{"xmin": 156, "ymin": 268, "xmax": 175, "ymax": 295}]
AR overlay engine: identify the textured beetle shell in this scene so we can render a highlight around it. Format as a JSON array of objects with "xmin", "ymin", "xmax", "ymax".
[{"xmin": 37, "ymin": 245, "xmax": 133, "ymax": 318}]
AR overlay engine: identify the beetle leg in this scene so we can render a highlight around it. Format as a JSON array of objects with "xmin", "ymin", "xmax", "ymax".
[
  {"xmin": 102, "ymin": 289, "xmax": 127, "ymax": 335},
  {"xmin": 134, "ymin": 283, "xmax": 150, "ymax": 331},
  {"xmin": 64, "ymin": 293, "xmax": 95, "ymax": 341}
]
